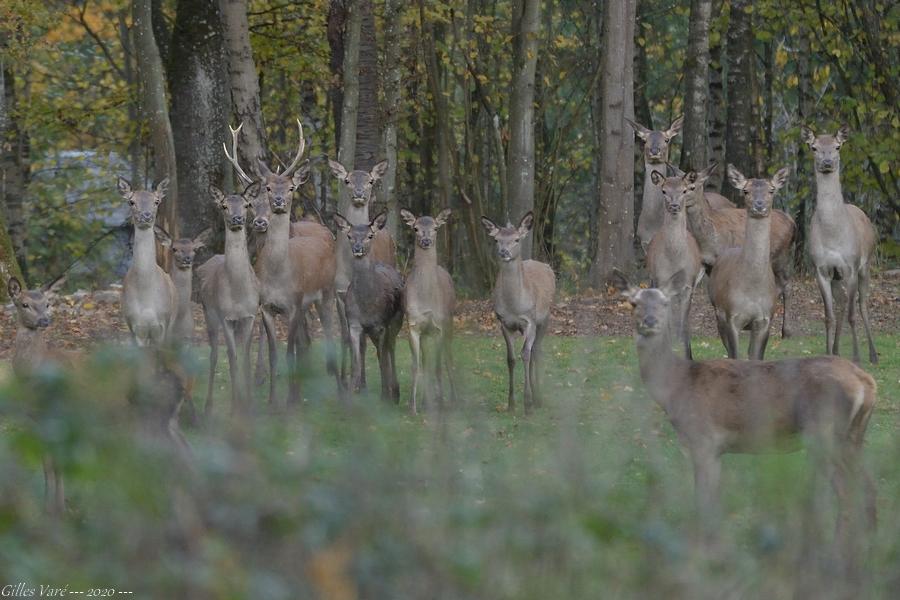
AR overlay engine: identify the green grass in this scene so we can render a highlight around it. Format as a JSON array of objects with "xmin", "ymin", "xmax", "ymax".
[{"xmin": 1, "ymin": 333, "xmax": 898, "ymax": 598}]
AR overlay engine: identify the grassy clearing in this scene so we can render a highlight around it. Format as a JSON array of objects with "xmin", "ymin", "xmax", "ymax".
[{"xmin": 1, "ymin": 333, "xmax": 898, "ymax": 598}]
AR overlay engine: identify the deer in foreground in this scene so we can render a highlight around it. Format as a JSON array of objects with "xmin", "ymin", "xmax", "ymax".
[
  {"xmin": 646, "ymin": 170, "xmax": 704, "ymax": 359},
  {"xmin": 625, "ymin": 115, "xmax": 734, "ymax": 250},
  {"xmin": 333, "ymin": 212, "xmax": 403, "ymax": 403},
  {"xmin": 328, "ymin": 159, "xmax": 397, "ymax": 389},
  {"xmin": 118, "ymin": 177, "xmax": 176, "ymax": 347},
  {"xmin": 481, "ymin": 212, "xmax": 555, "ymax": 413},
  {"xmin": 680, "ymin": 162, "xmax": 797, "ymax": 338},
  {"xmin": 802, "ymin": 125, "xmax": 878, "ymax": 364},
  {"xmin": 401, "ymin": 208, "xmax": 457, "ymax": 413},
  {"xmin": 8, "ymin": 275, "xmax": 68, "ymax": 514},
  {"xmin": 225, "ymin": 120, "xmax": 339, "ymax": 405},
  {"xmin": 707, "ymin": 165, "xmax": 789, "ymax": 360},
  {"xmin": 612, "ymin": 270, "xmax": 876, "ymax": 562},
  {"xmin": 196, "ymin": 183, "xmax": 261, "ymax": 415}
]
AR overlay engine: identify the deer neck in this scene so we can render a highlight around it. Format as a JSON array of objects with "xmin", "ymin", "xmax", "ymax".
[
  {"xmin": 132, "ymin": 226, "xmax": 159, "ymax": 276},
  {"xmin": 259, "ymin": 213, "xmax": 293, "ymax": 278},
  {"xmin": 349, "ymin": 253, "xmax": 377, "ymax": 295},
  {"xmin": 413, "ymin": 245, "xmax": 439, "ymax": 273},
  {"xmin": 345, "ymin": 202, "xmax": 371, "ymax": 226},
  {"xmin": 410, "ymin": 246, "xmax": 442, "ymax": 303},
  {"xmin": 813, "ymin": 169, "xmax": 844, "ymax": 217},
  {"xmin": 635, "ymin": 332, "xmax": 683, "ymax": 413},
  {"xmin": 496, "ymin": 255, "xmax": 526, "ymax": 304},
  {"xmin": 642, "ymin": 163, "xmax": 666, "ymax": 215},
  {"xmin": 13, "ymin": 325, "xmax": 47, "ymax": 375},
  {"xmin": 740, "ymin": 214, "xmax": 772, "ymax": 272},
  {"xmin": 170, "ymin": 266, "xmax": 192, "ymax": 307},
  {"xmin": 660, "ymin": 209, "xmax": 689, "ymax": 249},
  {"xmin": 685, "ymin": 194, "xmax": 719, "ymax": 263}
]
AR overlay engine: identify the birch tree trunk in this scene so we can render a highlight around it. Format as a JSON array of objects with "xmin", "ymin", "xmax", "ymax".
[
  {"xmin": 589, "ymin": 0, "xmax": 636, "ymax": 287},
  {"xmin": 507, "ymin": 0, "xmax": 541, "ymax": 259},
  {"xmin": 680, "ymin": 0, "xmax": 712, "ymax": 173}
]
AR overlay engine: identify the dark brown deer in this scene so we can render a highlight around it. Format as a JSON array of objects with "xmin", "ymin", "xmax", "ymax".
[
  {"xmin": 802, "ymin": 125, "xmax": 878, "ymax": 364},
  {"xmin": 481, "ymin": 212, "xmax": 555, "ymax": 413}
]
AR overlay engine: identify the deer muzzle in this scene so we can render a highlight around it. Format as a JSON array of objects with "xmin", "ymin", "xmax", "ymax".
[
  {"xmin": 418, "ymin": 237, "xmax": 433, "ymax": 249},
  {"xmin": 351, "ymin": 243, "xmax": 367, "ymax": 257},
  {"xmin": 498, "ymin": 248, "xmax": 512, "ymax": 261},
  {"xmin": 253, "ymin": 217, "xmax": 269, "ymax": 233},
  {"xmin": 36, "ymin": 316, "xmax": 51, "ymax": 328},
  {"xmin": 229, "ymin": 215, "xmax": 246, "ymax": 229},
  {"xmin": 136, "ymin": 212, "xmax": 154, "ymax": 228}
]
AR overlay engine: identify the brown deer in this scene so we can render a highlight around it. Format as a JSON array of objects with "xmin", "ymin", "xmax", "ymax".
[
  {"xmin": 328, "ymin": 159, "xmax": 397, "ymax": 389},
  {"xmin": 400, "ymin": 208, "xmax": 457, "ymax": 414},
  {"xmin": 802, "ymin": 125, "xmax": 878, "ymax": 364},
  {"xmin": 707, "ymin": 165, "xmax": 789, "ymax": 360},
  {"xmin": 196, "ymin": 183, "xmax": 260, "ymax": 415},
  {"xmin": 612, "ymin": 269, "xmax": 876, "ymax": 557},
  {"xmin": 118, "ymin": 177, "xmax": 176, "ymax": 347},
  {"xmin": 625, "ymin": 115, "xmax": 734, "ymax": 250},
  {"xmin": 224, "ymin": 121, "xmax": 340, "ymax": 405},
  {"xmin": 480, "ymin": 212, "xmax": 555, "ymax": 413},
  {"xmin": 7, "ymin": 275, "xmax": 68, "ymax": 514},
  {"xmin": 680, "ymin": 162, "xmax": 797, "ymax": 338},
  {"xmin": 646, "ymin": 171, "xmax": 704, "ymax": 359},
  {"xmin": 333, "ymin": 212, "xmax": 404, "ymax": 403},
  {"xmin": 154, "ymin": 226, "xmax": 212, "ymax": 345}
]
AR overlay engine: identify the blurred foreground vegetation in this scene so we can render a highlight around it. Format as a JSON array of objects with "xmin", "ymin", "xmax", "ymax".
[{"xmin": 1, "ymin": 333, "xmax": 898, "ymax": 598}]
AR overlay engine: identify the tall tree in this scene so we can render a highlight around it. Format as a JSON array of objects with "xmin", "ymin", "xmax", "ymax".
[
  {"xmin": 220, "ymin": 0, "xmax": 267, "ymax": 172},
  {"xmin": 680, "ymin": 0, "xmax": 712, "ymax": 173},
  {"xmin": 707, "ymin": 0, "xmax": 726, "ymax": 191},
  {"xmin": 336, "ymin": 0, "xmax": 361, "ymax": 216},
  {"xmin": 0, "ymin": 57, "xmax": 29, "ymax": 280},
  {"xmin": 589, "ymin": 0, "xmax": 636, "ymax": 286},
  {"xmin": 723, "ymin": 0, "xmax": 755, "ymax": 203},
  {"xmin": 168, "ymin": 0, "xmax": 230, "ymax": 236},
  {"xmin": 327, "ymin": 0, "xmax": 347, "ymax": 153},
  {"xmin": 354, "ymin": 0, "xmax": 378, "ymax": 171},
  {"xmin": 133, "ymin": 0, "xmax": 178, "ymax": 237},
  {"xmin": 380, "ymin": 0, "xmax": 403, "ymax": 238},
  {"xmin": 507, "ymin": 0, "xmax": 540, "ymax": 259}
]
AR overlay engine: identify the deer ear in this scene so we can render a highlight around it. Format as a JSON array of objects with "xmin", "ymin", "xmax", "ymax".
[
  {"xmin": 771, "ymin": 167, "xmax": 790, "ymax": 190},
  {"xmin": 835, "ymin": 124, "xmax": 850, "ymax": 145},
  {"xmin": 117, "ymin": 176, "xmax": 133, "ymax": 199},
  {"xmin": 665, "ymin": 115, "xmax": 684, "ymax": 139},
  {"xmin": 660, "ymin": 270, "xmax": 687, "ymax": 299},
  {"xmin": 435, "ymin": 208, "xmax": 452, "ymax": 228},
  {"xmin": 154, "ymin": 225, "xmax": 173, "ymax": 247},
  {"xmin": 193, "ymin": 227, "xmax": 214, "ymax": 249},
  {"xmin": 332, "ymin": 213, "xmax": 352, "ymax": 234},
  {"xmin": 155, "ymin": 177, "xmax": 170, "ymax": 198},
  {"xmin": 700, "ymin": 161, "xmax": 718, "ymax": 180},
  {"xmin": 800, "ymin": 125, "xmax": 817, "ymax": 147},
  {"xmin": 43, "ymin": 274, "xmax": 67, "ymax": 298},
  {"xmin": 480, "ymin": 216, "xmax": 500, "ymax": 238},
  {"xmin": 292, "ymin": 160, "xmax": 311, "ymax": 186},
  {"xmin": 650, "ymin": 170, "xmax": 666, "ymax": 186},
  {"xmin": 609, "ymin": 269, "xmax": 640, "ymax": 305},
  {"xmin": 624, "ymin": 117, "xmax": 651, "ymax": 140},
  {"xmin": 328, "ymin": 159, "xmax": 348, "ymax": 180},
  {"xmin": 517, "ymin": 211, "xmax": 535, "ymax": 236},
  {"xmin": 666, "ymin": 163, "xmax": 686, "ymax": 178},
  {"xmin": 400, "ymin": 209, "xmax": 417, "ymax": 228},
  {"xmin": 370, "ymin": 211, "xmax": 388, "ymax": 232},
  {"xmin": 7, "ymin": 276, "xmax": 22, "ymax": 300},
  {"xmin": 370, "ymin": 159, "xmax": 389, "ymax": 180},
  {"xmin": 242, "ymin": 181, "xmax": 262, "ymax": 200},
  {"xmin": 256, "ymin": 158, "xmax": 272, "ymax": 177},
  {"xmin": 208, "ymin": 185, "xmax": 226, "ymax": 206},
  {"xmin": 726, "ymin": 164, "xmax": 747, "ymax": 190}
]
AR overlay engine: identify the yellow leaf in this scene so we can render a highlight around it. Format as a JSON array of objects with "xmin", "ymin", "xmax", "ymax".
[{"xmin": 775, "ymin": 47, "xmax": 788, "ymax": 69}]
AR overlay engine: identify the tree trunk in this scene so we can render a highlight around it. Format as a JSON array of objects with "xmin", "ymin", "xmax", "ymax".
[
  {"xmin": 507, "ymin": 0, "xmax": 541, "ymax": 259},
  {"xmin": 133, "ymin": 0, "xmax": 178, "ymax": 237},
  {"xmin": 589, "ymin": 0, "xmax": 636, "ymax": 287},
  {"xmin": 794, "ymin": 32, "xmax": 812, "ymax": 271},
  {"xmin": 168, "ymin": 0, "xmax": 230, "ymax": 237},
  {"xmin": 354, "ymin": 0, "xmax": 379, "ymax": 171},
  {"xmin": 0, "ymin": 60, "xmax": 29, "ymax": 281},
  {"xmin": 220, "ymin": 0, "xmax": 267, "ymax": 172},
  {"xmin": 380, "ymin": 0, "xmax": 403, "ymax": 238},
  {"xmin": 0, "ymin": 208, "xmax": 23, "ymax": 300},
  {"xmin": 327, "ymin": 0, "xmax": 347, "ymax": 153},
  {"xmin": 337, "ymin": 0, "xmax": 361, "ymax": 216},
  {"xmin": 707, "ymin": 0, "xmax": 726, "ymax": 191},
  {"xmin": 724, "ymin": 0, "xmax": 755, "ymax": 202},
  {"xmin": 633, "ymin": 0, "xmax": 652, "ymax": 233},
  {"xmin": 680, "ymin": 0, "xmax": 712, "ymax": 173}
]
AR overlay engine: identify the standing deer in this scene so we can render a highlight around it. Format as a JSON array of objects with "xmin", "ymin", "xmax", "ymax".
[
  {"xmin": 8, "ymin": 275, "xmax": 68, "ymax": 514},
  {"xmin": 480, "ymin": 212, "xmax": 555, "ymax": 413},
  {"xmin": 196, "ymin": 183, "xmax": 260, "ymax": 415},
  {"xmin": 612, "ymin": 270, "xmax": 876, "ymax": 559},
  {"xmin": 333, "ymin": 212, "xmax": 403, "ymax": 403},
  {"xmin": 625, "ymin": 115, "xmax": 734, "ymax": 250},
  {"xmin": 154, "ymin": 226, "xmax": 212, "ymax": 344},
  {"xmin": 119, "ymin": 177, "xmax": 176, "ymax": 347},
  {"xmin": 401, "ymin": 208, "xmax": 457, "ymax": 413},
  {"xmin": 224, "ymin": 121, "xmax": 340, "ymax": 405},
  {"xmin": 707, "ymin": 165, "xmax": 789, "ymax": 360},
  {"xmin": 681, "ymin": 162, "xmax": 796, "ymax": 338},
  {"xmin": 328, "ymin": 159, "xmax": 397, "ymax": 389},
  {"xmin": 646, "ymin": 171, "xmax": 704, "ymax": 359},
  {"xmin": 802, "ymin": 125, "xmax": 878, "ymax": 364}
]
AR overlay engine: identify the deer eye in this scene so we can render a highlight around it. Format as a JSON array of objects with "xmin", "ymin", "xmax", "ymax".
[
  {"xmin": 289, "ymin": 186, "xmax": 294, "ymax": 192},
  {"xmin": 344, "ymin": 178, "xmax": 350, "ymax": 184},
  {"xmin": 266, "ymin": 186, "xmax": 272, "ymax": 192},
  {"xmin": 21, "ymin": 303, "xmax": 29, "ymax": 309}
]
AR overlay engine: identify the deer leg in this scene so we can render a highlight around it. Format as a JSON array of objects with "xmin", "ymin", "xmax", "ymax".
[
  {"xmin": 682, "ymin": 291, "xmax": 694, "ymax": 360},
  {"xmin": 844, "ymin": 274, "xmax": 862, "ymax": 364},
  {"xmin": 317, "ymin": 290, "xmax": 340, "ymax": 379},
  {"xmin": 501, "ymin": 323, "xmax": 516, "ymax": 412},
  {"xmin": 443, "ymin": 327, "xmax": 458, "ymax": 406},
  {"xmin": 521, "ymin": 321, "xmax": 537, "ymax": 414},
  {"xmin": 203, "ymin": 313, "xmax": 219, "ymax": 417},
  {"xmin": 349, "ymin": 323, "xmax": 364, "ymax": 394},
  {"xmin": 222, "ymin": 322, "xmax": 240, "ymax": 416},
  {"xmin": 748, "ymin": 317, "xmax": 771, "ymax": 360},
  {"xmin": 254, "ymin": 319, "xmax": 268, "ymax": 386},
  {"xmin": 832, "ymin": 277, "xmax": 846, "ymax": 356},
  {"xmin": 434, "ymin": 333, "xmax": 445, "ymax": 409},
  {"xmin": 373, "ymin": 331, "xmax": 390, "ymax": 402},
  {"xmin": 337, "ymin": 292, "xmax": 351, "ymax": 386},
  {"xmin": 236, "ymin": 317, "xmax": 255, "ymax": 412},
  {"xmin": 776, "ymin": 267, "xmax": 794, "ymax": 338},
  {"xmin": 531, "ymin": 323, "xmax": 547, "ymax": 408},
  {"xmin": 857, "ymin": 268, "xmax": 878, "ymax": 364},
  {"xmin": 286, "ymin": 314, "xmax": 303, "ymax": 406},
  {"xmin": 691, "ymin": 448, "xmax": 722, "ymax": 543},
  {"xmin": 721, "ymin": 314, "xmax": 741, "ymax": 359},
  {"xmin": 388, "ymin": 319, "xmax": 401, "ymax": 403},
  {"xmin": 815, "ymin": 267, "xmax": 837, "ymax": 356},
  {"xmin": 261, "ymin": 311, "xmax": 278, "ymax": 407},
  {"xmin": 43, "ymin": 456, "xmax": 64, "ymax": 515},
  {"xmin": 358, "ymin": 335, "xmax": 368, "ymax": 391},
  {"xmin": 831, "ymin": 448, "xmax": 864, "ymax": 580},
  {"xmin": 409, "ymin": 326, "xmax": 422, "ymax": 414}
]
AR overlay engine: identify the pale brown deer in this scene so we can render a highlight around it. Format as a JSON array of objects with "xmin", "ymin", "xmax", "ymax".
[
  {"xmin": 154, "ymin": 226, "xmax": 212, "ymax": 345},
  {"xmin": 118, "ymin": 177, "xmax": 176, "ymax": 347},
  {"xmin": 802, "ymin": 125, "xmax": 878, "ymax": 364},
  {"xmin": 680, "ymin": 162, "xmax": 797, "ymax": 338},
  {"xmin": 707, "ymin": 165, "xmax": 789, "ymax": 360},
  {"xmin": 612, "ymin": 269, "xmax": 876, "ymax": 558},
  {"xmin": 480, "ymin": 212, "xmax": 555, "ymax": 413},
  {"xmin": 646, "ymin": 171, "xmax": 704, "ymax": 359},
  {"xmin": 7, "ymin": 275, "xmax": 68, "ymax": 514},
  {"xmin": 400, "ymin": 208, "xmax": 457, "ymax": 413},
  {"xmin": 333, "ymin": 212, "xmax": 404, "ymax": 403}
]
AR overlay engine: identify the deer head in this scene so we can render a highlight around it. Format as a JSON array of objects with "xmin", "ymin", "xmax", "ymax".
[
  {"xmin": 625, "ymin": 115, "xmax": 683, "ymax": 164},
  {"xmin": 328, "ymin": 159, "xmax": 389, "ymax": 208},
  {"xmin": 801, "ymin": 124, "xmax": 849, "ymax": 174},
  {"xmin": 155, "ymin": 226, "xmax": 213, "ymax": 270},
  {"xmin": 665, "ymin": 162, "xmax": 719, "ymax": 209},
  {"xmin": 7, "ymin": 275, "xmax": 67, "ymax": 330},
  {"xmin": 118, "ymin": 177, "xmax": 169, "ymax": 230},
  {"xmin": 400, "ymin": 208, "xmax": 451, "ymax": 250},
  {"xmin": 610, "ymin": 269, "xmax": 686, "ymax": 338},
  {"xmin": 333, "ymin": 211, "xmax": 388, "ymax": 258},
  {"xmin": 727, "ymin": 165, "xmax": 789, "ymax": 218},
  {"xmin": 209, "ymin": 182, "xmax": 261, "ymax": 231},
  {"xmin": 480, "ymin": 211, "xmax": 534, "ymax": 262}
]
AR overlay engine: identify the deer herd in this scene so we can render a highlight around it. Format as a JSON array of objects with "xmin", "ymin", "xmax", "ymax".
[{"xmin": 6, "ymin": 117, "xmax": 882, "ymax": 556}]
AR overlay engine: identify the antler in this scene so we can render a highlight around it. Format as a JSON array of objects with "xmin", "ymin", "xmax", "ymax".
[
  {"xmin": 283, "ymin": 118, "xmax": 306, "ymax": 176},
  {"xmin": 223, "ymin": 123, "xmax": 255, "ymax": 185}
]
